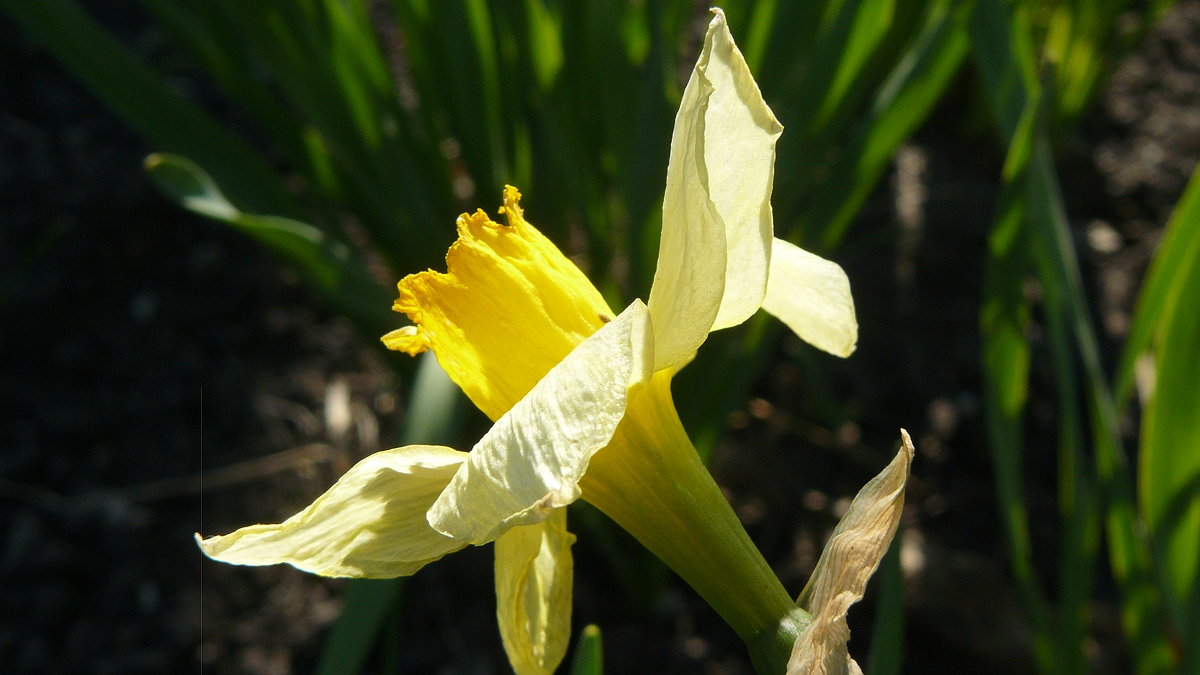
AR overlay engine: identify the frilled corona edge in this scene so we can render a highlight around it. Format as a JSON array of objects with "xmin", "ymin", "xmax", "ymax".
[{"xmin": 382, "ymin": 185, "xmax": 613, "ymax": 423}]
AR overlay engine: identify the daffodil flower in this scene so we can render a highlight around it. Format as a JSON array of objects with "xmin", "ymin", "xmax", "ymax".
[{"xmin": 196, "ymin": 9, "xmax": 900, "ymax": 674}]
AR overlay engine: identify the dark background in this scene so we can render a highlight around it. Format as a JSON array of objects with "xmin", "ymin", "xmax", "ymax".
[{"xmin": 2, "ymin": 1, "xmax": 1197, "ymax": 672}]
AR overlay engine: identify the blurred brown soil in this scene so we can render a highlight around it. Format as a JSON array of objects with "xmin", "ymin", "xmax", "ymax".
[{"xmin": 1, "ymin": 2, "xmax": 1197, "ymax": 673}]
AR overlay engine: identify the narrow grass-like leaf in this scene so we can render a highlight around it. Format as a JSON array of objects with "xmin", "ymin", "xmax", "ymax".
[
  {"xmin": 811, "ymin": 0, "xmax": 898, "ymax": 131},
  {"xmin": 971, "ymin": 0, "xmax": 1175, "ymax": 668},
  {"xmin": 316, "ymin": 579, "xmax": 404, "ymax": 675},
  {"xmin": 979, "ymin": 161, "xmax": 1054, "ymax": 667},
  {"xmin": 394, "ymin": 0, "xmax": 501, "ymax": 198},
  {"xmin": 524, "ymin": 0, "xmax": 564, "ymax": 91},
  {"xmin": 802, "ymin": 0, "xmax": 970, "ymax": 246},
  {"xmin": 1023, "ymin": 146, "xmax": 1100, "ymax": 674},
  {"xmin": 1025, "ymin": 127, "xmax": 1172, "ymax": 675},
  {"xmin": 1030, "ymin": 139, "xmax": 1175, "ymax": 671},
  {"xmin": 864, "ymin": 541, "xmax": 904, "ymax": 675},
  {"xmin": 1115, "ymin": 166, "xmax": 1200, "ymax": 406},
  {"xmin": 1030, "ymin": 0, "xmax": 1177, "ymax": 128},
  {"xmin": 971, "ymin": 2, "xmax": 1094, "ymax": 670},
  {"xmin": 133, "ymin": 1, "xmax": 311, "ymax": 169},
  {"xmin": 1124, "ymin": 165, "xmax": 1200, "ymax": 668},
  {"xmin": 568, "ymin": 624, "xmax": 604, "ymax": 675},
  {"xmin": 0, "ymin": 0, "xmax": 294, "ymax": 216},
  {"xmin": 1138, "ymin": 240, "xmax": 1200, "ymax": 670},
  {"xmin": 144, "ymin": 154, "xmax": 392, "ymax": 337}
]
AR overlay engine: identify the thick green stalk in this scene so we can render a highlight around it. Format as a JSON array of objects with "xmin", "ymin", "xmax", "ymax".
[{"xmin": 580, "ymin": 371, "xmax": 807, "ymax": 672}]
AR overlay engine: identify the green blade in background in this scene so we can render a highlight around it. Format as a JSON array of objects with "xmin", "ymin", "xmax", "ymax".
[
  {"xmin": 1137, "ymin": 228, "xmax": 1200, "ymax": 670},
  {"xmin": 970, "ymin": 1, "xmax": 1090, "ymax": 670},
  {"xmin": 1032, "ymin": 0, "xmax": 1177, "ymax": 128},
  {"xmin": 970, "ymin": 0, "xmax": 1176, "ymax": 669},
  {"xmin": 0, "ymin": 0, "xmax": 294, "ymax": 216},
  {"xmin": 864, "ymin": 540, "xmax": 905, "ymax": 675},
  {"xmin": 133, "ymin": 0, "xmax": 311, "ymax": 167},
  {"xmin": 809, "ymin": 0, "xmax": 902, "ymax": 133},
  {"xmin": 1115, "ymin": 166, "xmax": 1200, "ymax": 406},
  {"xmin": 315, "ymin": 579, "xmax": 404, "ymax": 675},
  {"xmin": 221, "ymin": 0, "xmax": 448, "ymax": 272},
  {"xmin": 1125, "ymin": 164, "xmax": 1200, "ymax": 669},
  {"xmin": 1020, "ymin": 145, "xmax": 1100, "ymax": 675},
  {"xmin": 979, "ymin": 149, "xmax": 1054, "ymax": 667},
  {"xmin": 568, "ymin": 624, "xmax": 604, "ymax": 675},
  {"xmin": 800, "ymin": 0, "xmax": 970, "ymax": 247},
  {"xmin": 1022, "ymin": 115, "xmax": 1174, "ymax": 675},
  {"xmin": 968, "ymin": 1, "xmax": 1071, "ymax": 668},
  {"xmin": 144, "ymin": 153, "xmax": 393, "ymax": 338},
  {"xmin": 394, "ymin": 348, "xmax": 467, "ymax": 450}
]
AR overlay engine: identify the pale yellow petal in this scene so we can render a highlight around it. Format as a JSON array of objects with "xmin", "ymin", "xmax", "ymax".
[
  {"xmin": 647, "ymin": 12, "xmax": 726, "ymax": 372},
  {"xmin": 195, "ymin": 445, "xmax": 468, "ymax": 578},
  {"xmin": 495, "ymin": 509, "xmax": 575, "ymax": 675},
  {"xmin": 649, "ymin": 9, "xmax": 782, "ymax": 370},
  {"xmin": 762, "ymin": 238, "xmax": 858, "ymax": 358},
  {"xmin": 787, "ymin": 431, "xmax": 914, "ymax": 674},
  {"xmin": 427, "ymin": 301, "xmax": 654, "ymax": 545},
  {"xmin": 703, "ymin": 8, "xmax": 783, "ymax": 333}
]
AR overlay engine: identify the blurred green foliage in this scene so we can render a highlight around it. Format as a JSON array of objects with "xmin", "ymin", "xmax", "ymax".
[{"xmin": 4, "ymin": 0, "xmax": 1195, "ymax": 670}]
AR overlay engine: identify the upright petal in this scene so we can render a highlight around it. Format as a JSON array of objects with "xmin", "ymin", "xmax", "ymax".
[
  {"xmin": 495, "ymin": 509, "xmax": 575, "ymax": 675},
  {"xmin": 195, "ymin": 446, "xmax": 469, "ymax": 578},
  {"xmin": 649, "ymin": 8, "xmax": 782, "ymax": 371},
  {"xmin": 648, "ymin": 28, "xmax": 723, "ymax": 372},
  {"xmin": 762, "ymin": 238, "xmax": 858, "ymax": 358},
  {"xmin": 389, "ymin": 186, "xmax": 614, "ymax": 421},
  {"xmin": 702, "ymin": 9, "xmax": 783, "ymax": 332},
  {"xmin": 787, "ymin": 431, "xmax": 914, "ymax": 674},
  {"xmin": 428, "ymin": 301, "xmax": 654, "ymax": 545}
]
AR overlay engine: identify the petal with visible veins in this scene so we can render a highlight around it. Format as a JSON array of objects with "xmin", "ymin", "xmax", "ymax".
[
  {"xmin": 428, "ymin": 301, "xmax": 654, "ymax": 545},
  {"xmin": 196, "ymin": 445, "xmax": 468, "ymax": 578},
  {"xmin": 495, "ymin": 509, "xmax": 575, "ymax": 675}
]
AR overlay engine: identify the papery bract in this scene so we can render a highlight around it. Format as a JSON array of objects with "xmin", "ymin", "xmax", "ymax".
[{"xmin": 788, "ymin": 431, "xmax": 915, "ymax": 674}]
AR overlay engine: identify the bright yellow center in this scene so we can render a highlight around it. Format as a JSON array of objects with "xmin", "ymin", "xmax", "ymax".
[{"xmin": 383, "ymin": 186, "xmax": 614, "ymax": 421}]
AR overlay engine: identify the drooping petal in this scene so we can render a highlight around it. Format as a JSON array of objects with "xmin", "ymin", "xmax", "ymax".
[
  {"xmin": 388, "ymin": 186, "xmax": 614, "ymax": 421},
  {"xmin": 495, "ymin": 509, "xmax": 575, "ymax": 675},
  {"xmin": 195, "ymin": 445, "xmax": 468, "ymax": 578},
  {"xmin": 762, "ymin": 238, "xmax": 858, "ymax": 358},
  {"xmin": 648, "ymin": 8, "xmax": 782, "ymax": 371},
  {"xmin": 428, "ymin": 300, "xmax": 654, "ymax": 545},
  {"xmin": 787, "ymin": 431, "xmax": 914, "ymax": 674}
]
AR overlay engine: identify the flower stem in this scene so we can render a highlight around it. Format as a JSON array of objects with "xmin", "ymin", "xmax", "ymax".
[{"xmin": 580, "ymin": 371, "xmax": 809, "ymax": 672}]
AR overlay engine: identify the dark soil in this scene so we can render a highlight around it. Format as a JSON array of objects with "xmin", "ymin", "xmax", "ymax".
[{"xmin": 2, "ymin": 2, "xmax": 1197, "ymax": 673}]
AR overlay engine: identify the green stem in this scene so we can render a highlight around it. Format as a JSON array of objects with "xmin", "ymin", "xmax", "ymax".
[{"xmin": 580, "ymin": 371, "xmax": 808, "ymax": 672}]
